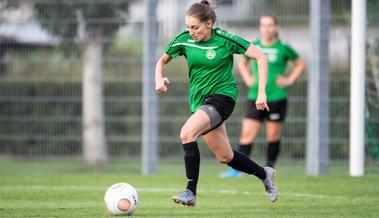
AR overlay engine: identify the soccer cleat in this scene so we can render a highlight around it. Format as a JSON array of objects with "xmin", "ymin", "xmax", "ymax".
[
  {"xmin": 262, "ymin": 167, "xmax": 278, "ymax": 202},
  {"xmin": 172, "ymin": 189, "xmax": 196, "ymax": 207},
  {"xmin": 218, "ymin": 168, "xmax": 242, "ymax": 178}
]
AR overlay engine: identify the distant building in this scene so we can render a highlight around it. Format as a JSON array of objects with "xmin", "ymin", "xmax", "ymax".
[
  {"xmin": 0, "ymin": 22, "xmax": 58, "ymax": 46},
  {"xmin": 0, "ymin": 1, "xmax": 58, "ymax": 46}
]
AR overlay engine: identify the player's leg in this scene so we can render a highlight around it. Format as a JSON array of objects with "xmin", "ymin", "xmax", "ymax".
[
  {"xmin": 172, "ymin": 109, "xmax": 211, "ymax": 206},
  {"xmin": 239, "ymin": 119, "xmax": 262, "ymax": 155},
  {"xmin": 265, "ymin": 99, "xmax": 287, "ymax": 168},
  {"xmin": 265, "ymin": 121, "xmax": 283, "ymax": 168},
  {"xmin": 203, "ymin": 123, "xmax": 233, "ymax": 163},
  {"xmin": 204, "ymin": 123, "xmax": 264, "ymax": 177},
  {"xmin": 173, "ymin": 95, "xmax": 234, "ymax": 206},
  {"xmin": 219, "ymin": 99, "xmax": 263, "ymax": 178},
  {"xmin": 239, "ymin": 100, "xmax": 265, "ymax": 156},
  {"xmin": 219, "ymin": 119, "xmax": 262, "ymax": 178},
  {"xmin": 204, "ymin": 124, "xmax": 278, "ymax": 202}
]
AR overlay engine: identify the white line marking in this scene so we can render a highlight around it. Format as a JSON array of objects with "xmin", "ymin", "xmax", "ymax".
[{"xmin": 0, "ymin": 185, "xmax": 348, "ymax": 199}]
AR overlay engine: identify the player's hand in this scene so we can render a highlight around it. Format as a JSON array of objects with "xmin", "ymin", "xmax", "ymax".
[
  {"xmin": 276, "ymin": 76, "xmax": 293, "ymax": 88},
  {"xmin": 155, "ymin": 77, "xmax": 170, "ymax": 93},
  {"xmin": 256, "ymin": 92, "xmax": 270, "ymax": 111}
]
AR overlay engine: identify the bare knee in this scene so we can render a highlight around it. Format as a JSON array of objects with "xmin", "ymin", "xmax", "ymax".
[
  {"xmin": 215, "ymin": 153, "xmax": 233, "ymax": 164},
  {"xmin": 180, "ymin": 128, "xmax": 198, "ymax": 144},
  {"xmin": 266, "ymin": 131, "xmax": 281, "ymax": 142},
  {"xmin": 240, "ymin": 131, "xmax": 254, "ymax": 144},
  {"xmin": 267, "ymin": 135, "xmax": 280, "ymax": 142},
  {"xmin": 266, "ymin": 123, "xmax": 282, "ymax": 142},
  {"xmin": 239, "ymin": 120, "xmax": 260, "ymax": 144},
  {"xmin": 240, "ymin": 134, "xmax": 253, "ymax": 145}
]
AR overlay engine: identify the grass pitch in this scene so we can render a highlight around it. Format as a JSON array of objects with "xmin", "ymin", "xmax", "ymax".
[{"xmin": 0, "ymin": 159, "xmax": 378, "ymax": 218}]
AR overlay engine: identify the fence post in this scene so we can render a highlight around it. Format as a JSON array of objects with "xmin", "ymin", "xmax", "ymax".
[
  {"xmin": 142, "ymin": 0, "xmax": 158, "ymax": 175},
  {"xmin": 306, "ymin": 0, "xmax": 330, "ymax": 175}
]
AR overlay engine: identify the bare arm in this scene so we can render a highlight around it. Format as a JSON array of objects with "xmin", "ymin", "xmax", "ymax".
[
  {"xmin": 238, "ymin": 57, "xmax": 255, "ymax": 87},
  {"xmin": 277, "ymin": 58, "xmax": 306, "ymax": 87},
  {"xmin": 155, "ymin": 54, "xmax": 172, "ymax": 93},
  {"xmin": 244, "ymin": 44, "xmax": 269, "ymax": 111}
]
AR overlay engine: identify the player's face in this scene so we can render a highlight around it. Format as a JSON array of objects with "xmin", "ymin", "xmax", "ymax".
[
  {"xmin": 259, "ymin": 16, "xmax": 278, "ymax": 40},
  {"xmin": 185, "ymin": 15, "xmax": 213, "ymax": 42}
]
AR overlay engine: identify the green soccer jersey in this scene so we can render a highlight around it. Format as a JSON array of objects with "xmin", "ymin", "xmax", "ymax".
[
  {"xmin": 247, "ymin": 39, "xmax": 299, "ymax": 101},
  {"xmin": 165, "ymin": 28, "xmax": 250, "ymax": 112}
]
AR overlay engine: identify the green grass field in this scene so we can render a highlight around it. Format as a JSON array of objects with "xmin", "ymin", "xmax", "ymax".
[{"xmin": 0, "ymin": 159, "xmax": 378, "ymax": 218}]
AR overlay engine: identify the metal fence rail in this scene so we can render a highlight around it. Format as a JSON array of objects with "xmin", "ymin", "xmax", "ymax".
[{"xmin": 0, "ymin": 0, "xmax": 377, "ymax": 167}]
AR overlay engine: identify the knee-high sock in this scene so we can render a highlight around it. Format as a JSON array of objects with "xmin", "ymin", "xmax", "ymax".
[
  {"xmin": 183, "ymin": 141, "xmax": 200, "ymax": 195},
  {"xmin": 267, "ymin": 141, "xmax": 280, "ymax": 168},
  {"xmin": 238, "ymin": 143, "xmax": 252, "ymax": 156},
  {"xmin": 227, "ymin": 150, "xmax": 266, "ymax": 180}
]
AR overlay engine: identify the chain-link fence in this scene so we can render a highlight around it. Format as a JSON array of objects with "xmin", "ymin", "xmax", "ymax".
[{"xmin": 0, "ymin": 0, "xmax": 377, "ymax": 167}]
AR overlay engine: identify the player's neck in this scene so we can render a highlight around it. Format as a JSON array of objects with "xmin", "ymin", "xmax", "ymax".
[
  {"xmin": 203, "ymin": 30, "xmax": 213, "ymax": 42},
  {"xmin": 261, "ymin": 38, "xmax": 278, "ymax": 46}
]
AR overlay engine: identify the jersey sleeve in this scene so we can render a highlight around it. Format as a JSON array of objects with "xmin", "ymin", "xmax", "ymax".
[
  {"xmin": 215, "ymin": 29, "xmax": 250, "ymax": 55},
  {"xmin": 284, "ymin": 43, "xmax": 299, "ymax": 61},
  {"xmin": 164, "ymin": 31, "xmax": 188, "ymax": 58}
]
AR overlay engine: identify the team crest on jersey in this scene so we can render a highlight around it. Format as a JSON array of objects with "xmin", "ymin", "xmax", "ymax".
[
  {"xmin": 257, "ymin": 46, "xmax": 278, "ymax": 63},
  {"xmin": 206, "ymin": 49, "xmax": 216, "ymax": 59}
]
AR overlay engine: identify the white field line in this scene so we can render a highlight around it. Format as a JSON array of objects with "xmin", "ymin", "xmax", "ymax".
[{"xmin": 0, "ymin": 185, "xmax": 346, "ymax": 199}]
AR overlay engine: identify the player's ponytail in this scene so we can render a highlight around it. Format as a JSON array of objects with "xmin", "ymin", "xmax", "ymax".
[{"xmin": 187, "ymin": 0, "xmax": 216, "ymax": 25}]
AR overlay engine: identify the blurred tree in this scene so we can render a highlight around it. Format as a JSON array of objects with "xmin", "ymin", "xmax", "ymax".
[
  {"xmin": 0, "ymin": 0, "xmax": 20, "ymax": 76},
  {"xmin": 31, "ymin": 0, "xmax": 131, "ymax": 164}
]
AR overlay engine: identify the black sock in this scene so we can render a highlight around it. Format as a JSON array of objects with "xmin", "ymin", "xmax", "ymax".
[
  {"xmin": 238, "ymin": 143, "xmax": 252, "ymax": 156},
  {"xmin": 227, "ymin": 150, "xmax": 266, "ymax": 180},
  {"xmin": 183, "ymin": 141, "xmax": 200, "ymax": 195},
  {"xmin": 267, "ymin": 141, "xmax": 280, "ymax": 168}
]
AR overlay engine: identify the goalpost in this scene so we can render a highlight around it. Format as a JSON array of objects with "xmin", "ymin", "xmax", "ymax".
[{"xmin": 349, "ymin": 0, "xmax": 366, "ymax": 177}]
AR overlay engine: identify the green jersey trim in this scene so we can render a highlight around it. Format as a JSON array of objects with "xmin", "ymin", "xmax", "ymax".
[
  {"xmin": 215, "ymin": 31, "xmax": 249, "ymax": 51},
  {"xmin": 172, "ymin": 42, "xmax": 219, "ymax": 50},
  {"xmin": 165, "ymin": 30, "xmax": 189, "ymax": 55}
]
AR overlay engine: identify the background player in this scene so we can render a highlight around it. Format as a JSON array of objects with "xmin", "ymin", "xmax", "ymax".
[{"xmin": 220, "ymin": 14, "xmax": 305, "ymax": 178}]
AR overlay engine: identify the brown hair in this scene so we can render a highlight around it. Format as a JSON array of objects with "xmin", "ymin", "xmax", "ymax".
[
  {"xmin": 187, "ymin": 0, "xmax": 216, "ymax": 24},
  {"xmin": 259, "ymin": 14, "xmax": 279, "ymax": 26}
]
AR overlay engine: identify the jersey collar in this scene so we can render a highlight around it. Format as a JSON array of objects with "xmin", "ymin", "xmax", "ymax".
[{"xmin": 259, "ymin": 38, "xmax": 280, "ymax": 47}]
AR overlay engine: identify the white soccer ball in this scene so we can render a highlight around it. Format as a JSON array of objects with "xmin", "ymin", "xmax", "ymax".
[{"xmin": 104, "ymin": 183, "xmax": 139, "ymax": 215}]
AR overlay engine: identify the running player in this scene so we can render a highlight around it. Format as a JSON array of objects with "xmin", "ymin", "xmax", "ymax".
[
  {"xmin": 219, "ymin": 15, "xmax": 305, "ymax": 178},
  {"xmin": 155, "ymin": 1, "xmax": 278, "ymax": 206}
]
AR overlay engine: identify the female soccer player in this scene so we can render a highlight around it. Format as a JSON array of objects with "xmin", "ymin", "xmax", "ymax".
[
  {"xmin": 219, "ymin": 15, "xmax": 305, "ymax": 178},
  {"xmin": 155, "ymin": 1, "xmax": 278, "ymax": 206}
]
